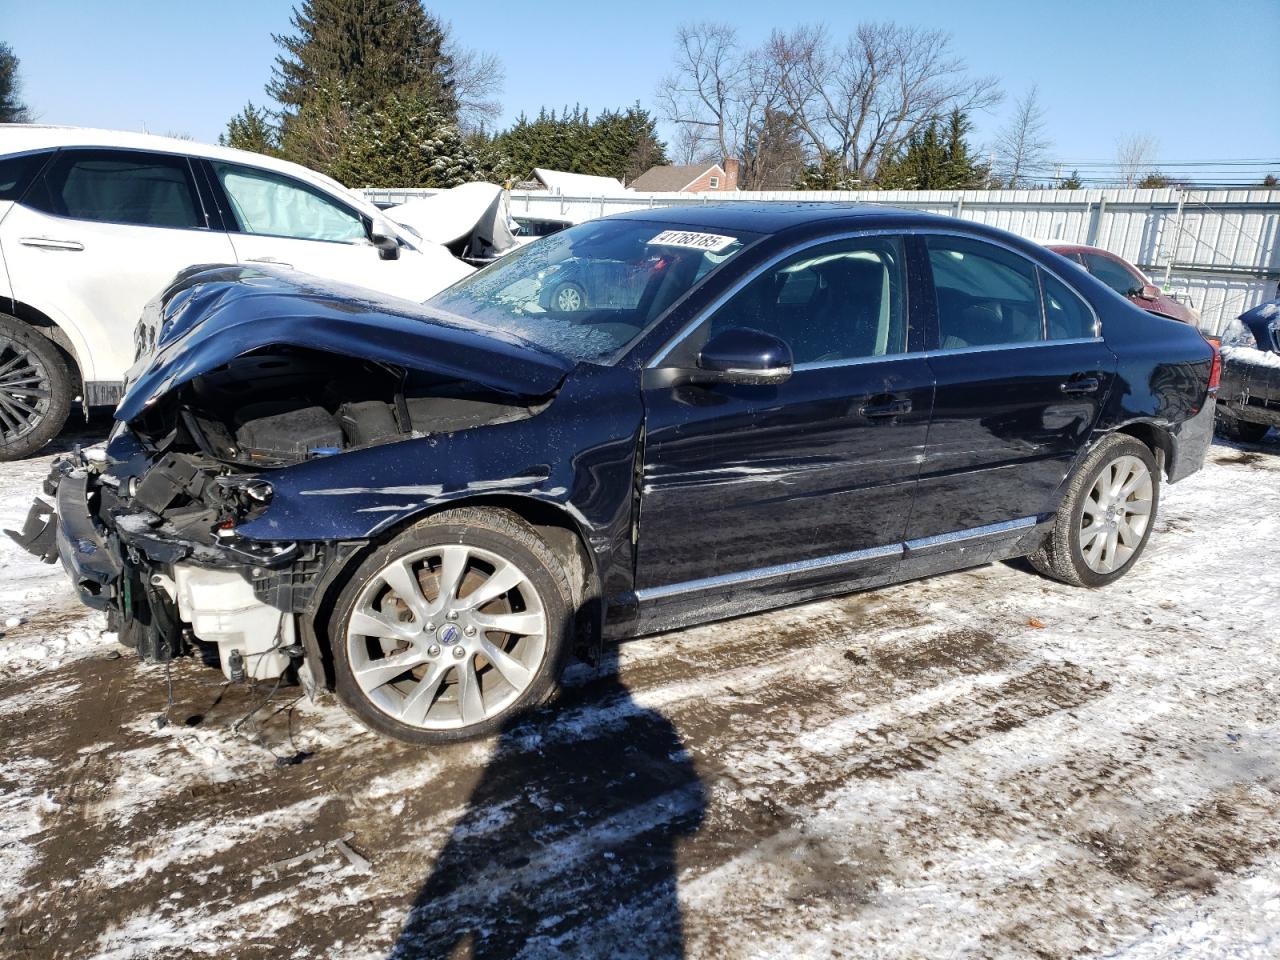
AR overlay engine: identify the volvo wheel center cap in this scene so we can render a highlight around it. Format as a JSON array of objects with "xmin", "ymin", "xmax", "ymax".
[{"xmin": 436, "ymin": 623, "xmax": 462, "ymax": 646}]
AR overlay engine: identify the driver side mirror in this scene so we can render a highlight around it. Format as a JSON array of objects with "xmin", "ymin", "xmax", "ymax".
[
  {"xmin": 692, "ymin": 327, "xmax": 793, "ymax": 385},
  {"xmin": 1137, "ymin": 282, "xmax": 1160, "ymax": 301},
  {"xmin": 369, "ymin": 217, "xmax": 401, "ymax": 261}
]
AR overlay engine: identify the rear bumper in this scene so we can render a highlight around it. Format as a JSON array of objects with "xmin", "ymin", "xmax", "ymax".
[
  {"xmin": 1167, "ymin": 397, "xmax": 1215, "ymax": 483},
  {"xmin": 1218, "ymin": 348, "xmax": 1280, "ymax": 427}
]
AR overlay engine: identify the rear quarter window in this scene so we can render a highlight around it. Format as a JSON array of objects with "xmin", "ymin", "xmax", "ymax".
[{"xmin": 0, "ymin": 151, "xmax": 52, "ymax": 201}]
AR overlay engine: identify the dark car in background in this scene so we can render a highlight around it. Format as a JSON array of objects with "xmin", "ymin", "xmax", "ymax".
[
  {"xmin": 10, "ymin": 204, "xmax": 1218, "ymax": 745},
  {"xmin": 1216, "ymin": 295, "xmax": 1280, "ymax": 443},
  {"xmin": 1047, "ymin": 243, "xmax": 1199, "ymax": 325}
]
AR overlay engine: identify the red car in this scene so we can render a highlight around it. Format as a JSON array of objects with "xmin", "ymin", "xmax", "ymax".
[{"xmin": 1046, "ymin": 243, "xmax": 1198, "ymax": 325}]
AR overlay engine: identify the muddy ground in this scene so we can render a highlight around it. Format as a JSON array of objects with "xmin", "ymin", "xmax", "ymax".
[{"xmin": 1, "ymin": 429, "xmax": 1278, "ymax": 959}]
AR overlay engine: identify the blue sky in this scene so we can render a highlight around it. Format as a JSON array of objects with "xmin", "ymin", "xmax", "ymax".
[{"xmin": 5, "ymin": 0, "xmax": 1279, "ymax": 177}]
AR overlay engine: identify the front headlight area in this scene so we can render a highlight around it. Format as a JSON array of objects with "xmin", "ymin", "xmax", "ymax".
[{"xmin": 1220, "ymin": 317, "xmax": 1257, "ymax": 349}]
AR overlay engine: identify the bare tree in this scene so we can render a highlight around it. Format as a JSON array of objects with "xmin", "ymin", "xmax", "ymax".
[
  {"xmin": 1116, "ymin": 133, "xmax": 1159, "ymax": 188},
  {"xmin": 992, "ymin": 85, "xmax": 1051, "ymax": 188},
  {"xmin": 446, "ymin": 42, "xmax": 504, "ymax": 134},
  {"xmin": 657, "ymin": 22, "xmax": 752, "ymax": 163},
  {"xmin": 670, "ymin": 123, "xmax": 718, "ymax": 166},
  {"xmin": 767, "ymin": 21, "xmax": 1001, "ymax": 182}
]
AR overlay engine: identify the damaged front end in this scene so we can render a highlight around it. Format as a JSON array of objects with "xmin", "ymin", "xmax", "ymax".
[
  {"xmin": 12, "ymin": 439, "xmax": 315, "ymax": 681},
  {"xmin": 7, "ymin": 265, "xmax": 570, "ymax": 687}
]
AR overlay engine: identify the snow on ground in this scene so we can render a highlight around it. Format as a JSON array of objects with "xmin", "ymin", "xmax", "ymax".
[{"xmin": 0, "ymin": 431, "xmax": 1278, "ymax": 959}]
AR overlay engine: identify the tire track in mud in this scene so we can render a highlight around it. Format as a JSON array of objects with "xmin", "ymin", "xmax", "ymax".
[
  {"xmin": 1, "ymin": 615, "xmax": 1060, "ymax": 957},
  {"xmin": 4, "ymin": 459, "xmax": 1279, "ymax": 960},
  {"xmin": 678, "ymin": 671, "xmax": 1280, "ymax": 960}
]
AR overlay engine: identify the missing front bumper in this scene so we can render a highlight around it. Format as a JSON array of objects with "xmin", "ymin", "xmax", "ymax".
[{"xmin": 6, "ymin": 456, "xmax": 311, "ymax": 680}]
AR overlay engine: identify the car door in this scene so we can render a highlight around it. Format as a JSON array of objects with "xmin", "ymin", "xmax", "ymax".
[
  {"xmin": 635, "ymin": 234, "xmax": 934, "ymax": 609},
  {"xmin": 2, "ymin": 148, "xmax": 237, "ymax": 393},
  {"xmin": 204, "ymin": 159, "xmax": 467, "ymax": 302},
  {"xmin": 907, "ymin": 233, "xmax": 1116, "ymax": 546}
]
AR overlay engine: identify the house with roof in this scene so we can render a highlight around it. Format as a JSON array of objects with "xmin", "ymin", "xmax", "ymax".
[
  {"xmin": 628, "ymin": 159, "xmax": 740, "ymax": 193},
  {"xmin": 523, "ymin": 168, "xmax": 629, "ymax": 196}
]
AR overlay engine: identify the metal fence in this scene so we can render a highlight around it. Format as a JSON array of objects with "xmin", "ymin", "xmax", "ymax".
[{"xmin": 365, "ymin": 186, "xmax": 1280, "ymax": 334}]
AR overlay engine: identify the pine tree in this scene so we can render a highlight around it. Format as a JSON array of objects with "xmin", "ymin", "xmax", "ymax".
[
  {"xmin": 485, "ymin": 104, "xmax": 665, "ymax": 183},
  {"xmin": 219, "ymin": 103, "xmax": 281, "ymax": 157},
  {"xmin": 329, "ymin": 93, "xmax": 484, "ymax": 188},
  {"xmin": 0, "ymin": 42, "xmax": 32, "ymax": 124},
  {"xmin": 269, "ymin": 0, "xmax": 458, "ymax": 149},
  {"xmin": 1060, "ymin": 170, "xmax": 1083, "ymax": 189},
  {"xmin": 873, "ymin": 110, "xmax": 987, "ymax": 190}
]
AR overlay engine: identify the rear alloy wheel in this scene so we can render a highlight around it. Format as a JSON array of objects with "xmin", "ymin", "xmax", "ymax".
[
  {"xmin": 1029, "ymin": 434, "xmax": 1160, "ymax": 587},
  {"xmin": 331, "ymin": 508, "xmax": 573, "ymax": 744},
  {"xmin": 0, "ymin": 314, "xmax": 73, "ymax": 461},
  {"xmin": 1077, "ymin": 454, "xmax": 1154, "ymax": 576}
]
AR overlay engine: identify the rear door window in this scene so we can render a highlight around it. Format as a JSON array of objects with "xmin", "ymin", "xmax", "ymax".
[
  {"xmin": 0, "ymin": 151, "xmax": 52, "ymax": 201},
  {"xmin": 1082, "ymin": 252, "xmax": 1143, "ymax": 297},
  {"xmin": 25, "ymin": 149, "xmax": 205, "ymax": 229},
  {"xmin": 926, "ymin": 236, "xmax": 1043, "ymax": 348}
]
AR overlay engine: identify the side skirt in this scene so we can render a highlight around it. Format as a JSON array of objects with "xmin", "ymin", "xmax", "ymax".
[{"xmin": 608, "ymin": 516, "xmax": 1051, "ymax": 639}]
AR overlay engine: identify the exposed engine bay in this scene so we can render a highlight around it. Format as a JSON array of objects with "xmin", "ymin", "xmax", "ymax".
[
  {"xmin": 135, "ymin": 347, "xmax": 536, "ymax": 467},
  {"xmin": 10, "ymin": 339, "xmax": 550, "ymax": 689}
]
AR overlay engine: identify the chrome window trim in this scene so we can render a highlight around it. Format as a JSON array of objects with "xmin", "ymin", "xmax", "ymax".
[
  {"xmin": 634, "ymin": 515, "xmax": 1040, "ymax": 603},
  {"xmin": 793, "ymin": 337, "xmax": 1103, "ymax": 371},
  {"xmin": 647, "ymin": 226, "xmax": 1103, "ymax": 370}
]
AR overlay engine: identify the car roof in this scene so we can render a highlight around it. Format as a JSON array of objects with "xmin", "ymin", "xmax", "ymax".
[
  {"xmin": 0, "ymin": 123, "xmax": 380, "ymax": 219},
  {"xmin": 1042, "ymin": 241, "xmax": 1112, "ymax": 257},
  {"xmin": 603, "ymin": 201, "xmax": 1062, "ymax": 259},
  {"xmin": 604, "ymin": 201, "xmax": 943, "ymax": 233}
]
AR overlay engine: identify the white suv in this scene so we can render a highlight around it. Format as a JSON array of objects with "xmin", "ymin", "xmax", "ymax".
[{"xmin": 0, "ymin": 125, "xmax": 472, "ymax": 459}]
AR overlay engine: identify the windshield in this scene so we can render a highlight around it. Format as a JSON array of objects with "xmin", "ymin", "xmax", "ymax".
[{"xmin": 430, "ymin": 218, "xmax": 761, "ymax": 363}]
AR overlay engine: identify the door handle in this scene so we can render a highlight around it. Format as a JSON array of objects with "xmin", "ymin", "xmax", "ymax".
[
  {"xmin": 1060, "ymin": 377, "xmax": 1100, "ymax": 395},
  {"xmin": 859, "ymin": 398, "xmax": 913, "ymax": 418},
  {"xmin": 247, "ymin": 257, "xmax": 293, "ymax": 268},
  {"xmin": 19, "ymin": 237, "xmax": 84, "ymax": 251}
]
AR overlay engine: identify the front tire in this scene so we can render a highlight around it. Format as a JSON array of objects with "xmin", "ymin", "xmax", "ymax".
[
  {"xmin": 1029, "ymin": 434, "xmax": 1160, "ymax": 588},
  {"xmin": 331, "ymin": 507, "xmax": 574, "ymax": 744},
  {"xmin": 0, "ymin": 313, "xmax": 73, "ymax": 461},
  {"xmin": 550, "ymin": 281, "xmax": 587, "ymax": 312}
]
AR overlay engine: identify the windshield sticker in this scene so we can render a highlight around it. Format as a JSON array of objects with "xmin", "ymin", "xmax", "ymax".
[{"xmin": 649, "ymin": 230, "xmax": 738, "ymax": 253}]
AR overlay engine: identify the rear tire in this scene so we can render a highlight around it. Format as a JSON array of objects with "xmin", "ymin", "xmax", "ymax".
[
  {"xmin": 330, "ymin": 507, "xmax": 575, "ymax": 744},
  {"xmin": 0, "ymin": 313, "xmax": 73, "ymax": 461},
  {"xmin": 1215, "ymin": 412, "xmax": 1271, "ymax": 444},
  {"xmin": 1029, "ymin": 434, "xmax": 1160, "ymax": 588}
]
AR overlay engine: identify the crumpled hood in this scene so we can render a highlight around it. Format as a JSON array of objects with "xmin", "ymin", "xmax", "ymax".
[{"xmin": 118, "ymin": 265, "xmax": 572, "ymax": 422}]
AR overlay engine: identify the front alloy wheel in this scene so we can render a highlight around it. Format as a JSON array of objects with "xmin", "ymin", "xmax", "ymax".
[{"xmin": 332, "ymin": 508, "xmax": 573, "ymax": 744}]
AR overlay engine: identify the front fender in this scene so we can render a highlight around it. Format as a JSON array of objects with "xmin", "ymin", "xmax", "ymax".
[{"xmin": 235, "ymin": 365, "xmax": 644, "ymax": 549}]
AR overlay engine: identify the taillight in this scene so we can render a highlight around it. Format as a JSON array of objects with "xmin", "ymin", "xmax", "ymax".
[{"xmin": 1205, "ymin": 335, "xmax": 1222, "ymax": 397}]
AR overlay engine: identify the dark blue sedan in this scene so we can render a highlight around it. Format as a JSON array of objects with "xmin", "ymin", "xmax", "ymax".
[{"xmin": 11, "ymin": 203, "xmax": 1219, "ymax": 744}]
